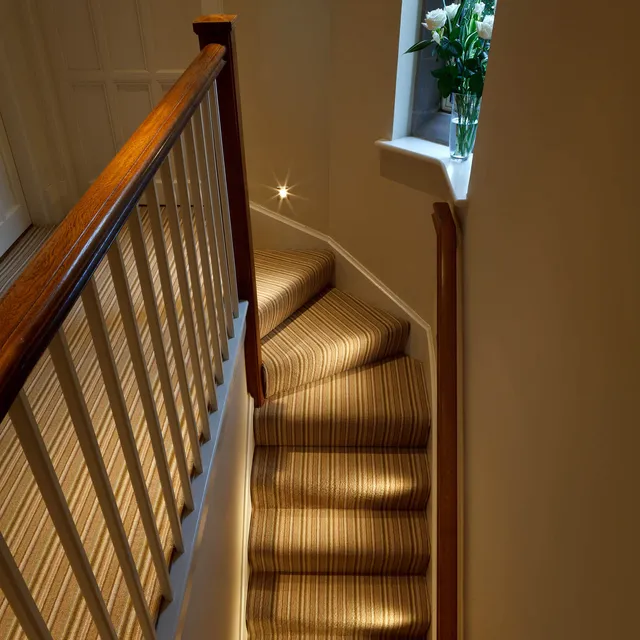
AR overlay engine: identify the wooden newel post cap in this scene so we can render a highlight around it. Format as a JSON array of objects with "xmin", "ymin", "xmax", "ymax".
[{"xmin": 193, "ymin": 15, "xmax": 238, "ymax": 46}]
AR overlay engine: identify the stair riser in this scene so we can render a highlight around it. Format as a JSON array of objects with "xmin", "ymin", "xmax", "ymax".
[
  {"xmin": 249, "ymin": 546, "xmax": 430, "ymax": 575},
  {"xmin": 249, "ymin": 510, "xmax": 429, "ymax": 575},
  {"xmin": 255, "ymin": 356, "xmax": 431, "ymax": 448},
  {"xmin": 256, "ymin": 250, "xmax": 335, "ymax": 338},
  {"xmin": 254, "ymin": 425, "xmax": 429, "ymax": 448},
  {"xmin": 261, "ymin": 289, "xmax": 410, "ymax": 397},
  {"xmin": 247, "ymin": 574, "xmax": 430, "ymax": 638},
  {"xmin": 252, "ymin": 448, "xmax": 430, "ymax": 510}
]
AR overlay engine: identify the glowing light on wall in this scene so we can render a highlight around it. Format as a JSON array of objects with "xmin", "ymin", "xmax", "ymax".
[{"xmin": 266, "ymin": 172, "xmax": 304, "ymax": 214}]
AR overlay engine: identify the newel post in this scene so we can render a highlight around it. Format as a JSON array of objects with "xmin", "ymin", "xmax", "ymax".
[{"xmin": 193, "ymin": 15, "xmax": 264, "ymax": 406}]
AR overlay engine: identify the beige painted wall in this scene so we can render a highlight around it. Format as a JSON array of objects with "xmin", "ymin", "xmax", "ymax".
[
  {"xmin": 226, "ymin": 0, "xmax": 437, "ymax": 322},
  {"xmin": 226, "ymin": 0, "xmax": 331, "ymax": 234},
  {"xmin": 0, "ymin": 0, "xmax": 76, "ymax": 224},
  {"xmin": 329, "ymin": 0, "xmax": 436, "ymax": 323},
  {"xmin": 464, "ymin": 1, "xmax": 640, "ymax": 638}
]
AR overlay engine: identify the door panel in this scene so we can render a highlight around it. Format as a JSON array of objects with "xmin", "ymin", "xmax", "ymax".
[
  {"xmin": 38, "ymin": 0, "xmax": 201, "ymax": 194},
  {"xmin": 0, "ymin": 114, "xmax": 31, "ymax": 258}
]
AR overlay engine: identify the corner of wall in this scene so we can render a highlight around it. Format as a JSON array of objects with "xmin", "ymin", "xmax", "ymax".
[{"xmin": 250, "ymin": 201, "xmax": 436, "ymax": 402}]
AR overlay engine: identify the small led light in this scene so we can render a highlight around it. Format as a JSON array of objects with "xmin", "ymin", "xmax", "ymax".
[{"xmin": 277, "ymin": 186, "xmax": 289, "ymax": 200}]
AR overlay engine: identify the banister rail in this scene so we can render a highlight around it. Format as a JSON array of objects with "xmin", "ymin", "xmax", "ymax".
[
  {"xmin": 0, "ymin": 15, "xmax": 263, "ymax": 638},
  {"xmin": 432, "ymin": 202, "xmax": 459, "ymax": 640},
  {"xmin": 0, "ymin": 44, "xmax": 225, "ymax": 420}
]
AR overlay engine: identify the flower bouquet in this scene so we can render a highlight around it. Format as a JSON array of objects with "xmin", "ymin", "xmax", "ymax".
[{"xmin": 408, "ymin": 1, "xmax": 495, "ymax": 160}]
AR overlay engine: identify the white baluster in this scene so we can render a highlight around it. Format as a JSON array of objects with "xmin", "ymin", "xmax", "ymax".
[
  {"xmin": 0, "ymin": 532, "xmax": 53, "ymax": 640},
  {"xmin": 9, "ymin": 390, "xmax": 118, "ymax": 640},
  {"xmin": 159, "ymin": 157, "xmax": 217, "ymax": 424},
  {"xmin": 48, "ymin": 328, "xmax": 163, "ymax": 632},
  {"xmin": 207, "ymin": 83, "xmax": 239, "ymax": 323},
  {"xmin": 174, "ymin": 130, "xmax": 224, "ymax": 388},
  {"xmin": 127, "ymin": 213, "xmax": 196, "ymax": 506},
  {"xmin": 143, "ymin": 184, "xmax": 203, "ymax": 469},
  {"xmin": 81, "ymin": 276, "xmax": 172, "ymax": 603},
  {"xmin": 193, "ymin": 99, "xmax": 231, "ymax": 360},
  {"xmin": 107, "ymin": 241, "xmax": 184, "ymax": 553}
]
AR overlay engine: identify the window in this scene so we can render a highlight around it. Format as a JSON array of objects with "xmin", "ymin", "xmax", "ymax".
[
  {"xmin": 410, "ymin": 0, "xmax": 451, "ymax": 144},
  {"xmin": 409, "ymin": 0, "xmax": 495, "ymax": 145}
]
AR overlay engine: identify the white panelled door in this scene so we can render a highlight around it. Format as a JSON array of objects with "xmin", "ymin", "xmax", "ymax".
[
  {"xmin": 0, "ymin": 114, "xmax": 31, "ymax": 258},
  {"xmin": 37, "ymin": 0, "xmax": 201, "ymax": 195}
]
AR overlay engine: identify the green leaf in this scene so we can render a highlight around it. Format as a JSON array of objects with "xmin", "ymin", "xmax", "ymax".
[
  {"xmin": 405, "ymin": 40, "xmax": 434, "ymax": 54},
  {"xmin": 431, "ymin": 67, "xmax": 450, "ymax": 79},
  {"xmin": 440, "ymin": 38, "xmax": 463, "ymax": 58},
  {"xmin": 469, "ymin": 72, "xmax": 484, "ymax": 96},
  {"xmin": 438, "ymin": 75, "xmax": 456, "ymax": 99},
  {"xmin": 464, "ymin": 58, "xmax": 480, "ymax": 72},
  {"xmin": 455, "ymin": 0, "xmax": 470, "ymax": 27}
]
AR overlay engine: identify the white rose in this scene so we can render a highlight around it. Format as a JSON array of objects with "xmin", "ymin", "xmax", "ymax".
[
  {"xmin": 424, "ymin": 8, "xmax": 447, "ymax": 30},
  {"xmin": 445, "ymin": 4, "xmax": 460, "ymax": 20},
  {"xmin": 432, "ymin": 30, "xmax": 442, "ymax": 45},
  {"xmin": 474, "ymin": 2, "xmax": 485, "ymax": 16},
  {"xmin": 476, "ymin": 14, "xmax": 494, "ymax": 39}
]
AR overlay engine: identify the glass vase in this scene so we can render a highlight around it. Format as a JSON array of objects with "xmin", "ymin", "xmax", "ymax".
[{"xmin": 449, "ymin": 93, "xmax": 482, "ymax": 161}]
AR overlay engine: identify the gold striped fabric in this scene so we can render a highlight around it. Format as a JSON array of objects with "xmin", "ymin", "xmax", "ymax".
[
  {"xmin": 255, "ymin": 249, "xmax": 334, "ymax": 339},
  {"xmin": 0, "ymin": 209, "xmax": 212, "ymax": 639},
  {"xmin": 255, "ymin": 356, "xmax": 430, "ymax": 448},
  {"xmin": 261, "ymin": 288, "xmax": 410, "ymax": 398},
  {"xmin": 250, "ymin": 253, "xmax": 431, "ymax": 638},
  {"xmin": 0, "ymin": 226, "xmax": 55, "ymax": 297},
  {"xmin": 249, "ymin": 509, "xmax": 429, "ymax": 574},
  {"xmin": 247, "ymin": 574, "xmax": 430, "ymax": 638},
  {"xmin": 252, "ymin": 448, "xmax": 430, "ymax": 510}
]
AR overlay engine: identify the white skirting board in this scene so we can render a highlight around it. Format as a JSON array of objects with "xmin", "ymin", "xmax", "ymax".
[
  {"xmin": 156, "ymin": 303, "xmax": 252, "ymax": 640},
  {"xmin": 239, "ymin": 394, "xmax": 254, "ymax": 640},
  {"xmin": 250, "ymin": 202, "xmax": 437, "ymax": 405}
]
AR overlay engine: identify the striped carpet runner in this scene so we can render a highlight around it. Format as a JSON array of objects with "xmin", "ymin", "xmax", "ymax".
[
  {"xmin": 250, "ymin": 250, "xmax": 431, "ymax": 638},
  {"xmin": 0, "ymin": 238, "xmax": 431, "ymax": 638},
  {"xmin": 0, "ymin": 216, "xmax": 202, "ymax": 639}
]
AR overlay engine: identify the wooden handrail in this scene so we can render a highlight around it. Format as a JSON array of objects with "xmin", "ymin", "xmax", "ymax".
[
  {"xmin": 0, "ymin": 43, "xmax": 226, "ymax": 421},
  {"xmin": 194, "ymin": 15, "xmax": 265, "ymax": 406},
  {"xmin": 432, "ymin": 202, "xmax": 459, "ymax": 640}
]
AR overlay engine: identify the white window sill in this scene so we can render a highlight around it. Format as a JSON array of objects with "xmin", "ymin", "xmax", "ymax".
[{"xmin": 375, "ymin": 137, "xmax": 472, "ymax": 206}]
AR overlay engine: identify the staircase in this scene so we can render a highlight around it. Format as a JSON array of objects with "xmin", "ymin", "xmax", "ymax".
[
  {"xmin": 0, "ymin": 16, "xmax": 443, "ymax": 638},
  {"xmin": 248, "ymin": 249, "xmax": 432, "ymax": 638}
]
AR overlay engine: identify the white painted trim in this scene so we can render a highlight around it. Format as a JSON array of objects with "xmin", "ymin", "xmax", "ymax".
[
  {"xmin": 156, "ymin": 302, "xmax": 248, "ymax": 640},
  {"xmin": 376, "ymin": 137, "xmax": 471, "ymax": 206},
  {"xmin": 252, "ymin": 202, "xmax": 428, "ymax": 330},
  {"xmin": 392, "ymin": 0, "xmax": 421, "ymax": 140},
  {"xmin": 0, "ymin": 112, "xmax": 31, "ymax": 256},
  {"xmin": 239, "ymin": 394, "xmax": 254, "ymax": 640}
]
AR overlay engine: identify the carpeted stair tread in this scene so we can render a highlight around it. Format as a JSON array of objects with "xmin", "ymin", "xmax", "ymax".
[
  {"xmin": 261, "ymin": 288, "xmax": 410, "ymax": 397},
  {"xmin": 255, "ymin": 356, "xmax": 430, "ymax": 447},
  {"xmin": 255, "ymin": 249, "xmax": 334, "ymax": 338},
  {"xmin": 249, "ymin": 508, "xmax": 429, "ymax": 574},
  {"xmin": 247, "ymin": 573, "xmax": 430, "ymax": 638},
  {"xmin": 252, "ymin": 447, "xmax": 430, "ymax": 510},
  {"xmin": 249, "ymin": 251, "xmax": 430, "ymax": 637}
]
